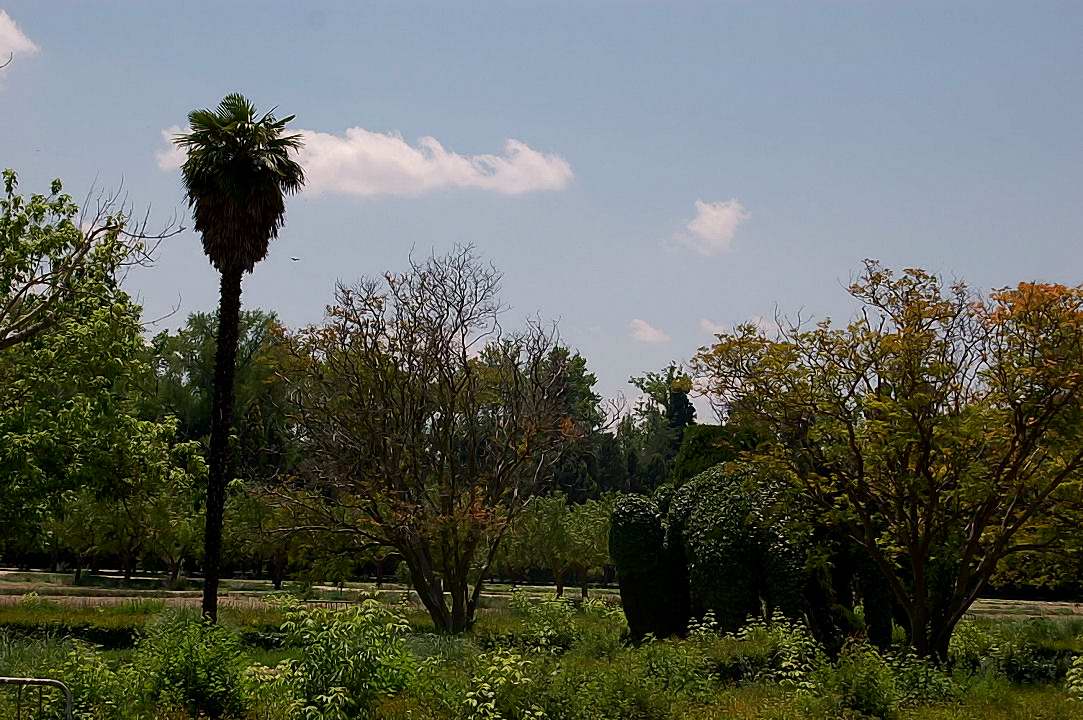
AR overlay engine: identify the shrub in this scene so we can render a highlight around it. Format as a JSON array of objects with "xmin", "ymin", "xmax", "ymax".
[
  {"xmin": 274, "ymin": 597, "xmax": 416, "ymax": 718},
  {"xmin": 245, "ymin": 662, "xmax": 303, "ymax": 720},
  {"xmin": 950, "ymin": 618, "xmax": 997, "ymax": 674},
  {"xmin": 538, "ymin": 655, "xmax": 670, "ymax": 720},
  {"xmin": 45, "ymin": 640, "xmax": 130, "ymax": 720},
  {"xmin": 640, "ymin": 637, "xmax": 715, "ymax": 699},
  {"xmin": 699, "ymin": 633, "xmax": 777, "ymax": 684},
  {"xmin": 950, "ymin": 618, "xmax": 1075, "ymax": 683},
  {"xmin": 572, "ymin": 613, "xmax": 624, "ymax": 660},
  {"xmin": 463, "ymin": 649, "xmax": 546, "ymax": 720},
  {"xmin": 128, "ymin": 612, "xmax": 250, "ymax": 718},
  {"xmin": 477, "ymin": 594, "xmax": 622, "ymax": 659},
  {"xmin": 735, "ymin": 612, "xmax": 826, "ymax": 690},
  {"xmin": 1067, "ymin": 654, "xmax": 1083, "ymax": 701},
  {"xmin": 809, "ymin": 641, "xmax": 898, "ymax": 719},
  {"xmin": 609, "ymin": 494, "xmax": 689, "ymax": 641},
  {"xmin": 508, "ymin": 592, "xmax": 578, "ymax": 654},
  {"xmin": 887, "ymin": 651, "xmax": 959, "ymax": 706},
  {"xmin": 668, "ymin": 465, "xmax": 805, "ymax": 633}
]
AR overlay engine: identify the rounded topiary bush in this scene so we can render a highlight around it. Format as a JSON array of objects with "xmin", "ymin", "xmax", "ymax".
[
  {"xmin": 609, "ymin": 494, "xmax": 689, "ymax": 641},
  {"xmin": 669, "ymin": 464, "xmax": 806, "ymax": 632}
]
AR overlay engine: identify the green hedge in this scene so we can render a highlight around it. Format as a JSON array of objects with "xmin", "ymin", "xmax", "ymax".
[
  {"xmin": 609, "ymin": 494, "xmax": 689, "ymax": 641},
  {"xmin": 668, "ymin": 464, "xmax": 806, "ymax": 632}
]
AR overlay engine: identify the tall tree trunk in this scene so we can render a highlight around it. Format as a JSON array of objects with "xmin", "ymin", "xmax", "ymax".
[
  {"xmin": 202, "ymin": 267, "xmax": 244, "ymax": 622},
  {"xmin": 169, "ymin": 558, "xmax": 182, "ymax": 586},
  {"xmin": 270, "ymin": 551, "xmax": 286, "ymax": 590},
  {"xmin": 401, "ymin": 545, "xmax": 453, "ymax": 631},
  {"xmin": 450, "ymin": 578, "xmax": 469, "ymax": 633}
]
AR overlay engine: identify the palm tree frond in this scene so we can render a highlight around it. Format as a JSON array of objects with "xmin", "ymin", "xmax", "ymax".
[{"xmin": 174, "ymin": 93, "xmax": 306, "ymax": 273}]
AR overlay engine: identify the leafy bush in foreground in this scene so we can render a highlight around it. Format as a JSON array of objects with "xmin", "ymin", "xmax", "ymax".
[
  {"xmin": 1067, "ymin": 654, "xmax": 1083, "ymax": 702},
  {"xmin": 128, "ymin": 612, "xmax": 250, "ymax": 718},
  {"xmin": 271, "ymin": 596, "xmax": 416, "ymax": 719},
  {"xmin": 3, "ymin": 599, "xmax": 1082, "ymax": 719},
  {"xmin": 808, "ymin": 640, "xmax": 898, "ymax": 719}
]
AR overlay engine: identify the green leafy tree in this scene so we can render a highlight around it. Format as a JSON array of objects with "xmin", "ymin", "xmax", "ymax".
[
  {"xmin": 548, "ymin": 351, "xmax": 614, "ymax": 502},
  {"xmin": 89, "ymin": 419, "xmax": 204, "ymax": 585},
  {"xmin": 694, "ymin": 262, "xmax": 1083, "ymax": 658},
  {"xmin": 147, "ymin": 309, "xmax": 298, "ymax": 586},
  {"xmin": 145, "ymin": 309, "xmax": 296, "ymax": 476},
  {"xmin": 502, "ymin": 493, "xmax": 576, "ymax": 596},
  {"xmin": 1, "ymin": 264, "xmax": 179, "ymax": 559},
  {"xmin": 566, "ymin": 494, "xmax": 616, "ymax": 597},
  {"xmin": 499, "ymin": 492, "xmax": 615, "ymax": 597},
  {"xmin": 174, "ymin": 94, "xmax": 305, "ymax": 620},
  {"xmin": 45, "ymin": 490, "xmax": 104, "ymax": 584},
  {"xmin": 0, "ymin": 169, "xmax": 164, "ymax": 351},
  {"xmin": 0, "ymin": 170, "xmax": 168, "ymax": 548},
  {"xmin": 619, "ymin": 363, "xmax": 697, "ymax": 492},
  {"xmin": 145, "ymin": 452, "xmax": 206, "ymax": 585},
  {"xmin": 225, "ymin": 487, "xmax": 317, "ymax": 590},
  {"xmin": 671, "ymin": 423, "xmax": 758, "ymax": 485}
]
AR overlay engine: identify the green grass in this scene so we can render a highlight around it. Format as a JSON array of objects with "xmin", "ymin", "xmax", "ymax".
[{"xmin": 0, "ymin": 596, "xmax": 285, "ymax": 649}]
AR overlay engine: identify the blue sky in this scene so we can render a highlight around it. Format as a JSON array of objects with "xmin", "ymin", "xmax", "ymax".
[{"xmin": 2, "ymin": 2, "xmax": 1082, "ymax": 408}]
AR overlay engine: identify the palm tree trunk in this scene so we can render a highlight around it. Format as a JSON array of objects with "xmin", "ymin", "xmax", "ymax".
[{"xmin": 201, "ymin": 266, "xmax": 244, "ymax": 622}]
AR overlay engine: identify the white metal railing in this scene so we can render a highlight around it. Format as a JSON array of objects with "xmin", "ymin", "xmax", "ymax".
[{"xmin": 0, "ymin": 676, "xmax": 73, "ymax": 719}]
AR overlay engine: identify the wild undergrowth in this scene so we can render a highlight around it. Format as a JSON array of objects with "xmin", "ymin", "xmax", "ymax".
[{"xmin": 1, "ymin": 592, "xmax": 1082, "ymax": 719}]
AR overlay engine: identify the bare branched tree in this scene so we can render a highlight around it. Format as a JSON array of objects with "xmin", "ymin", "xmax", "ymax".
[{"xmin": 280, "ymin": 246, "xmax": 579, "ymax": 632}]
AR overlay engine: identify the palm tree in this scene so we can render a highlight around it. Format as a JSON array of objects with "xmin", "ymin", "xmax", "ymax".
[{"xmin": 174, "ymin": 94, "xmax": 304, "ymax": 620}]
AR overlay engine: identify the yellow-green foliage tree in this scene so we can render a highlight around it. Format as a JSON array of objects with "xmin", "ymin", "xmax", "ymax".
[{"xmin": 694, "ymin": 261, "xmax": 1083, "ymax": 658}]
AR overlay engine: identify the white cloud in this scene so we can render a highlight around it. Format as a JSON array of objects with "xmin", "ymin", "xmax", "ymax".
[
  {"xmin": 0, "ymin": 10, "xmax": 38, "ymax": 61},
  {"xmin": 699, "ymin": 318, "xmax": 727, "ymax": 336},
  {"xmin": 677, "ymin": 199, "xmax": 749, "ymax": 256},
  {"xmin": 301, "ymin": 129, "xmax": 573, "ymax": 196},
  {"xmin": 629, "ymin": 318, "xmax": 670, "ymax": 344},
  {"xmin": 157, "ymin": 124, "xmax": 574, "ymax": 197},
  {"xmin": 155, "ymin": 126, "xmax": 186, "ymax": 170}
]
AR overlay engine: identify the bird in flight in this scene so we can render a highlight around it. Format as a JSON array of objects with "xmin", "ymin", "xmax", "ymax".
[{"xmin": 290, "ymin": 257, "xmax": 300, "ymax": 262}]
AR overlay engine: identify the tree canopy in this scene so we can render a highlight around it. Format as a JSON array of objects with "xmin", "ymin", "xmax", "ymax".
[
  {"xmin": 693, "ymin": 261, "xmax": 1083, "ymax": 657},
  {"xmin": 280, "ymin": 246, "xmax": 581, "ymax": 632}
]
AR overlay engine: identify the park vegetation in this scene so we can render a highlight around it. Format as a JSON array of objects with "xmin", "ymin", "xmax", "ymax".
[{"xmin": 2, "ymin": 93, "xmax": 1083, "ymax": 717}]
